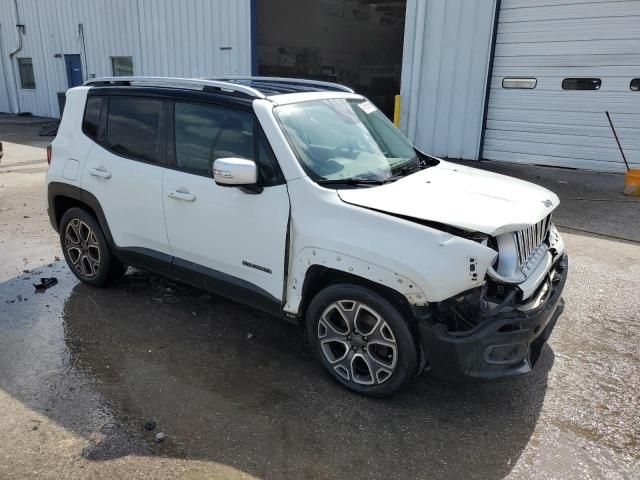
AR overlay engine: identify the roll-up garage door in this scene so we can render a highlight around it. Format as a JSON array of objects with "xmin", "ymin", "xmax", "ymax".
[{"xmin": 483, "ymin": 0, "xmax": 640, "ymax": 172}]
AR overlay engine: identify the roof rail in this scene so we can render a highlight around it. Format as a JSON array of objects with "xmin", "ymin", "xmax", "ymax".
[
  {"xmin": 83, "ymin": 76, "xmax": 267, "ymax": 99},
  {"xmin": 210, "ymin": 76, "xmax": 355, "ymax": 94}
]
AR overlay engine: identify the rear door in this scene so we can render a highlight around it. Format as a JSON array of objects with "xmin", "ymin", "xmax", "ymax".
[
  {"xmin": 81, "ymin": 95, "xmax": 171, "ymax": 258},
  {"xmin": 162, "ymin": 101, "xmax": 290, "ymax": 305}
]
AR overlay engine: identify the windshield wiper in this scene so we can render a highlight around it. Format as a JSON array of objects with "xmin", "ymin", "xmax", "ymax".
[{"xmin": 317, "ymin": 178, "xmax": 388, "ymax": 187}]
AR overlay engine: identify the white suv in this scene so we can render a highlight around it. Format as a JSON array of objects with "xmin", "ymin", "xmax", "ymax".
[{"xmin": 46, "ymin": 76, "xmax": 567, "ymax": 397}]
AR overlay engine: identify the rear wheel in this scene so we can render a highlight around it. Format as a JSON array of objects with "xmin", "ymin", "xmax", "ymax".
[
  {"xmin": 60, "ymin": 207, "xmax": 126, "ymax": 286},
  {"xmin": 306, "ymin": 283, "xmax": 419, "ymax": 397}
]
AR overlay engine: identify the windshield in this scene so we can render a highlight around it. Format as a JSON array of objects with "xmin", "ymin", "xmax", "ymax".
[{"xmin": 275, "ymin": 98, "xmax": 418, "ymax": 182}]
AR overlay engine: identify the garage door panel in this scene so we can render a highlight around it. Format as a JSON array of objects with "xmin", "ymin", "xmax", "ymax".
[
  {"xmin": 499, "ymin": 1, "xmax": 639, "ymax": 23},
  {"xmin": 493, "ymin": 54, "xmax": 640, "ymax": 68},
  {"xmin": 487, "ymin": 109, "xmax": 640, "ymax": 129},
  {"xmin": 485, "ymin": 0, "xmax": 639, "ymax": 172},
  {"xmin": 501, "ymin": 0, "xmax": 631, "ymax": 9},
  {"xmin": 493, "ymin": 65, "xmax": 640, "ymax": 78},
  {"xmin": 483, "ymin": 139, "xmax": 638, "ymax": 167},
  {"xmin": 486, "ymin": 120, "xmax": 637, "ymax": 139},
  {"xmin": 495, "ymin": 39, "xmax": 640, "ymax": 57},
  {"xmin": 488, "ymin": 92, "xmax": 640, "ymax": 114},
  {"xmin": 483, "ymin": 150, "xmax": 637, "ymax": 173},
  {"xmin": 486, "ymin": 129, "xmax": 640, "ymax": 151},
  {"xmin": 490, "ymin": 77, "xmax": 638, "ymax": 92}
]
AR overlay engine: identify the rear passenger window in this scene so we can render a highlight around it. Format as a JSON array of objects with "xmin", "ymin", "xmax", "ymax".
[
  {"xmin": 562, "ymin": 78, "xmax": 601, "ymax": 90},
  {"xmin": 106, "ymin": 97, "xmax": 163, "ymax": 163},
  {"xmin": 174, "ymin": 103, "xmax": 255, "ymax": 176},
  {"xmin": 82, "ymin": 97, "xmax": 102, "ymax": 140}
]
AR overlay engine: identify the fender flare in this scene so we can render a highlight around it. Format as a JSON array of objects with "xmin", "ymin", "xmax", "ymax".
[{"xmin": 283, "ymin": 247, "xmax": 429, "ymax": 315}]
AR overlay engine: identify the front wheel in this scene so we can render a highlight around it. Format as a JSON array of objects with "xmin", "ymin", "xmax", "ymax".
[{"xmin": 306, "ymin": 284, "xmax": 419, "ymax": 397}]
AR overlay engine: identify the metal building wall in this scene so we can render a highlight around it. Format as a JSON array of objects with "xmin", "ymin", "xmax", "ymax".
[
  {"xmin": 399, "ymin": 0, "xmax": 497, "ymax": 160},
  {"xmin": 0, "ymin": 0, "xmax": 252, "ymax": 118}
]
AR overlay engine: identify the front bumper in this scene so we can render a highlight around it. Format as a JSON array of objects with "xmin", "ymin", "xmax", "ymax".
[{"xmin": 418, "ymin": 253, "xmax": 568, "ymax": 380}]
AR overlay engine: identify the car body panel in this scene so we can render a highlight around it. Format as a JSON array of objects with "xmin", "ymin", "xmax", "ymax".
[{"xmin": 338, "ymin": 160, "xmax": 559, "ymax": 236}]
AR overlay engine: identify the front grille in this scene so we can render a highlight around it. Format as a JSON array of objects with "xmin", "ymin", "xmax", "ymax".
[{"xmin": 513, "ymin": 215, "xmax": 551, "ymax": 269}]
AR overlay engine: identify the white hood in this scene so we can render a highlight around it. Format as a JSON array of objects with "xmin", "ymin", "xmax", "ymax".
[{"xmin": 338, "ymin": 161, "xmax": 559, "ymax": 236}]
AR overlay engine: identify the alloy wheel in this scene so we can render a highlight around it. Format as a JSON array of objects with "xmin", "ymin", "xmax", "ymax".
[
  {"xmin": 317, "ymin": 300, "xmax": 398, "ymax": 385},
  {"xmin": 64, "ymin": 219, "xmax": 101, "ymax": 278}
]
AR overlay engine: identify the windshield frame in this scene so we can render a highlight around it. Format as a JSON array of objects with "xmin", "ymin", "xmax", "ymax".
[{"xmin": 273, "ymin": 97, "xmax": 419, "ymax": 185}]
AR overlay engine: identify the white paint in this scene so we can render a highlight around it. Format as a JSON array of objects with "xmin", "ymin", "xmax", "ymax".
[
  {"xmin": 337, "ymin": 160, "xmax": 559, "ymax": 236},
  {"xmin": 0, "ymin": 0, "xmax": 251, "ymax": 117},
  {"xmin": 484, "ymin": 0, "xmax": 640, "ymax": 172},
  {"xmin": 399, "ymin": 0, "xmax": 497, "ymax": 160}
]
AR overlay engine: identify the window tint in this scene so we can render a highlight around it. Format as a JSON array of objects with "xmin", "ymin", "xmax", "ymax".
[
  {"xmin": 562, "ymin": 78, "xmax": 601, "ymax": 90},
  {"xmin": 174, "ymin": 103, "xmax": 254, "ymax": 176},
  {"xmin": 82, "ymin": 97, "xmax": 102, "ymax": 140},
  {"xmin": 106, "ymin": 97, "xmax": 163, "ymax": 163},
  {"xmin": 111, "ymin": 56, "xmax": 133, "ymax": 76},
  {"xmin": 18, "ymin": 58, "xmax": 35, "ymax": 89},
  {"xmin": 502, "ymin": 78, "xmax": 536, "ymax": 89},
  {"xmin": 631, "ymin": 79, "xmax": 640, "ymax": 91}
]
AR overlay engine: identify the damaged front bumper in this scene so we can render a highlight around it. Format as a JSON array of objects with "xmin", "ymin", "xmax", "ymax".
[{"xmin": 417, "ymin": 253, "xmax": 568, "ymax": 380}]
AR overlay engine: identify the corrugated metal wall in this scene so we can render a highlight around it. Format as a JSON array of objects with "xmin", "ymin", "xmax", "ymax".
[
  {"xmin": 399, "ymin": 0, "xmax": 497, "ymax": 160},
  {"xmin": 0, "ymin": 0, "xmax": 252, "ymax": 117}
]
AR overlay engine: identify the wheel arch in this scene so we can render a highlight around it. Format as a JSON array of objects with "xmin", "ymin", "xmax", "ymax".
[{"xmin": 48, "ymin": 182, "xmax": 115, "ymax": 246}]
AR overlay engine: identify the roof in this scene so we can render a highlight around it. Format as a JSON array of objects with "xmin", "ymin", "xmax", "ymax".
[{"xmin": 83, "ymin": 76, "xmax": 354, "ymax": 100}]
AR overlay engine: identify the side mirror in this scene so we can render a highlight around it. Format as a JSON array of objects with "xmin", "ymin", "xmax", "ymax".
[{"xmin": 213, "ymin": 158, "xmax": 260, "ymax": 192}]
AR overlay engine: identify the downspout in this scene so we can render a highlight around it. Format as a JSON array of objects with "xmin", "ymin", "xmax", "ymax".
[{"xmin": 8, "ymin": 0, "xmax": 23, "ymax": 113}]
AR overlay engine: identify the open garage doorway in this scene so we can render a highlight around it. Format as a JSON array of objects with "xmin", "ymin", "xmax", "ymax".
[{"xmin": 257, "ymin": 0, "xmax": 407, "ymax": 118}]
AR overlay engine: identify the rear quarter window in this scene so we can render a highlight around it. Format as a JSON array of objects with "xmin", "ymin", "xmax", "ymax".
[{"xmin": 82, "ymin": 97, "xmax": 102, "ymax": 140}]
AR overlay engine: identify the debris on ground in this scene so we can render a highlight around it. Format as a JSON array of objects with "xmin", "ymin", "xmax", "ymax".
[
  {"xmin": 154, "ymin": 432, "xmax": 165, "ymax": 443},
  {"xmin": 17, "ymin": 294, "xmax": 22, "ymax": 301},
  {"xmin": 144, "ymin": 420, "xmax": 156, "ymax": 431},
  {"xmin": 33, "ymin": 277, "xmax": 58, "ymax": 292}
]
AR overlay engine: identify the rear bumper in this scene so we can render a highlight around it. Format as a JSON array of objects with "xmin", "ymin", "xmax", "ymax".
[{"xmin": 419, "ymin": 253, "xmax": 568, "ymax": 380}]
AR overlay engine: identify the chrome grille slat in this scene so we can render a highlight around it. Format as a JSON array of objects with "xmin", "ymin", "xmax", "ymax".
[{"xmin": 512, "ymin": 215, "xmax": 552, "ymax": 272}]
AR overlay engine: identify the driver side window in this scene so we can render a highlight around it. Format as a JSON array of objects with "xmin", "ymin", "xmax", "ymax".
[{"xmin": 173, "ymin": 102, "xmax": 254, "ymax": 176}]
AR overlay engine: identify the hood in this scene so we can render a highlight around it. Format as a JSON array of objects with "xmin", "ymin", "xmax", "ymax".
[{"xmin": 337, "ymin": 161, "xmax": 559, "ymax": 236}]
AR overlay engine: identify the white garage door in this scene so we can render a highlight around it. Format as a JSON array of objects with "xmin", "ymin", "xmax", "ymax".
[{"xmin": 483, "ymin": 0, "xmax": 640, "ymax": 172}]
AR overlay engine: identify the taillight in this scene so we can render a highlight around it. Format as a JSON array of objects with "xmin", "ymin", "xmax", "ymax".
[{"xmin": 46, "ymin": 145, "xmax": 52, "ymax": 165}]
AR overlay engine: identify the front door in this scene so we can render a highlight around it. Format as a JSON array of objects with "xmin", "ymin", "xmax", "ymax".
[
  {"xmin": 64, "ymin": 55, "xmax": 83, "ymax": 88},
  {"xmin": 162, "ymin": 101, "xmax": 290, "ymax": 305}
]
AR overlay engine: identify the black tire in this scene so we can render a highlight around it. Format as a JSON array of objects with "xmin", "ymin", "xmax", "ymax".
[
  {"xmin": 306, "ymin": 283, "xmax": 419, "ymax": 397},
  {"xmin": 59, "ymin": 207, "xmax": 126, "ymax": 287}
]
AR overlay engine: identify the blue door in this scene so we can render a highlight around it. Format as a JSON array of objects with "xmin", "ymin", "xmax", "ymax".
[{"xmin": 64, "ymin": 55, "xmax": 83, "ymax": 88}]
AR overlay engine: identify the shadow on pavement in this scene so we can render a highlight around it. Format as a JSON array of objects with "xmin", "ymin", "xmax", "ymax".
[{"xmin": 0, "ymin": 266, "xmax": 553, "ymax": 479}]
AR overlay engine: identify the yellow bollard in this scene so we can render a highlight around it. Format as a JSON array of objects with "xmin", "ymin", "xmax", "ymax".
[
  {"xmin": 393, "ymin": 95, "xmax": 401, "ymax": 127},
  {"xmin": 624, "ymin": 169, "xmax": 640, "ymax": 196}
]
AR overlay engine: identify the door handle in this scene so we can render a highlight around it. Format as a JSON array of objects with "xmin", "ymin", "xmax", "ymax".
[
  {"xmin": 89, "ymin": 167, "xmax": 111, "ymax": 179},
  {"xmin": 168, "ymin": 189, "xmax": 196, "ymax": 202}
]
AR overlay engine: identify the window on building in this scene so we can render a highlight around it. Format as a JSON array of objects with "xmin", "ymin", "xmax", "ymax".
[
  {"xmin": 502, "ymin": 78, "xmax": 537, "ymax": 89},
  {"xmin": 174, "ymin": 102, "xmax": 255, "ymax": 176},
  {"xmin": 82, "ymin": 97, "xmax": 103, "ymax": 140},
  {"xmin": 106, "ymin": 97, "xmax": 163, "ymax": 163},
  {"xmin": 631, "ymin": 79, "xmax": 640, "ymax": 91},
  {"xmin": 111, "ymin": 56, "xmax": 134, "ymax": 76},
  {"xmin": 562, "ymin": 78, "xmax": 601, "ymax": 90},
  {"xmin": 18, "ymin": 58, "xmax": 36, "ymax": 89}
]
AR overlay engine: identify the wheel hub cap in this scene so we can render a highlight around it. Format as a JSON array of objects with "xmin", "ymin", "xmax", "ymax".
[
  {"xmin": 64, "ymin": 219, "xmax": 101, "ymax": 278},
  {"xmin": 317, "ymin": 300, "xmax": 398, "ymax": 386}
]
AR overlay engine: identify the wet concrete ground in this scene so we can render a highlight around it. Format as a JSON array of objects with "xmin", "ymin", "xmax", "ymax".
[{"xmin": 1, "ymin": 123, "xmax": 639, "ymax": 479}]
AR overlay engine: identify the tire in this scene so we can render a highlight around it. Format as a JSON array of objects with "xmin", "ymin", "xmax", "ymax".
[
  {"xmin": 306, "ymin": 283, "xmax": 419, "ymax": 397},
  {"xmin": 59, "ymin": 207, "xmax": 126, "ymax": 287}
]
